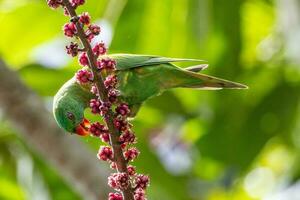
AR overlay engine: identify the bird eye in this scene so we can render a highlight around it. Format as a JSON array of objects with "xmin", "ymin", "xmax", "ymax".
[{"xmin": 67, "ymin": 112, "xmax": 75, "ymax": 120}]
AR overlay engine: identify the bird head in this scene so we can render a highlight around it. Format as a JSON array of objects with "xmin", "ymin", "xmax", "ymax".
[{"xmin": 53, "ymin": 94, "xmax": 90, "ymax": 136}]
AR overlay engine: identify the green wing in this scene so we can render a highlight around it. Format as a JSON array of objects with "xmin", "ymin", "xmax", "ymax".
[{"xmin": 108, "ymin": 54, "xmax": 205, "ymax": 70}]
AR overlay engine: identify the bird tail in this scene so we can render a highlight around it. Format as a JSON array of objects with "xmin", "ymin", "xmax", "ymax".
[{"xmin": 174, "ymin": 69, "xmax": 248, "ymax": 90}]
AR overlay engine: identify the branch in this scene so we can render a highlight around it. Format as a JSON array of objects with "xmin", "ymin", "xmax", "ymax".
[
  {"xmin": 62, "ymin": 1, "xmax": 134, "ymax": 199},
  {"xmin": 0, "ymin": 59, "xmax": 110, "ymax": 200}
]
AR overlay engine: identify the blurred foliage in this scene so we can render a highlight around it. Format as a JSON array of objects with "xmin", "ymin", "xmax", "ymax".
[{"xmin": 1, "ymin": 0, "xmax": 300, "ymax": 200}]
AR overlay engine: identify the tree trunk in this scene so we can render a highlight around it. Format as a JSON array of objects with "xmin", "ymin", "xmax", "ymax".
[{"xmin": 0, "ymin": 59, "xmax": 109, "ymax": 200}]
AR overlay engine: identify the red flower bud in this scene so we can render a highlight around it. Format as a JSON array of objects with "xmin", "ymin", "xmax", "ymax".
[
  {"xmin": 89, "ymin": 99, "xmax": 101, "ymax": 114},
  {"xmin": 121, "ymin": 143, "xmax": 127, "ymax": 149},
  {"xmin": 79, "ymin": 12, "xmax": 91, "ymax": 25},
  {"xmin": 104, "ymin": 75, "xmax": 118, "ymax": 89},
  {"xmin": 108, "ymin": 173, "xmax": 129, "ymax": 190},
  {"xmin": 89, "ymin": 122, "xmax": 108, "ymax": 137},
  {"xmin": 63, "ymin": 22, "xmax": 76, "ymax": 37},
  {"xmin": 119, "ymin": 130, "xmax": 136, "ymax": 144},
  {"xmin": 75, "ymin": 69, "xmax": 93, "ymax": 84},
  {"xmin": 134, "ymin": 188, "xmax": 147, "ymax": 200},
  {"xmin": 135, "ymin": 174, "xmax": 150, "ymax": 190},
  {"xmin": 93, "ymin": 42, "xmax": 107, "ymax": 57},
  {"xmin": 90, "ymin": 85, "xmax": 99, "ymax": 96},
  {"xmin": 97, "ymin": 58, "xmax": 116, "ymax": 71},
  {"xmin": 97, "ymin": 146, "xmax": 113, "ymax": 161},
  {"xmin": 71, "ymin": 0, "xmax": 85, "ymax": 7},
  {"xmin": 116, "ymin": 103, "xmax": 130, "ymax": 116},
  {"xmin": 47, "ymin": 0, "xmax": 62, "ymax": 9},
  {"xmin": 108, "ymin": 192, "xmax": 123, "ymax": 200},
  {"xmin": 66, "ymin": 42, "xmax": 79, "ymax": 57},
  {"xmin": 78, "ymin": 52, "xmax": 89, "ymax": 66},
  {"xmin": 88, "ymin": 24, "xmax": 101, "ymax": 35},
  {"xmin": 99, "ymin": 101, "xmax": 111, "ymax": 116},
  {"xmin": 64, "ymin": 7, "xmax": 69, "ymax": 16},
  {"xmin": 108, "ymin": 89, "xmax": 119, "ymax": 103},
  {"xmin": 110, "ymin": 162, "xmax": 117, "ymax": 169},
  {"xmin": 100, "ymin": 132, "xmax": 110, "ymax": 143},
  {"xmin": 86, "ymin": 33, "xmax": 95, "ymax": 42},
  {"xmin": 108, "ymin": 174, "xmax": 118, "ymax": 189},
  {"xmin": 113, "ymin": 117, "xmax": 129, "ymax": 132},
  {"xmin": 124, "ymin": 147, "xmax": 140, "ymax": 162},
  {"xmin": 127, "ymin": 165, "xmax": 136, "ymax": 176}
]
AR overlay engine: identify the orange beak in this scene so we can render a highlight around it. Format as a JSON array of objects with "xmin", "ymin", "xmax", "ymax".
[{"xmin": 75, "ymin": 118, "xmax": 90, "ymax": 136}]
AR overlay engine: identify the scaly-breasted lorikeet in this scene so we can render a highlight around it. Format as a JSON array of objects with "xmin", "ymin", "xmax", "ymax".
[{"xmin": 53, "ymin": 54, "xmax": 247, "ymax": 135}]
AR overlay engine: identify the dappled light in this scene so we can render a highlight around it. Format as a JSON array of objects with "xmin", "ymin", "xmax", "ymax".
[{"xmin": 0, "ymin": 0, "xmax": 300, "ymax": 200}]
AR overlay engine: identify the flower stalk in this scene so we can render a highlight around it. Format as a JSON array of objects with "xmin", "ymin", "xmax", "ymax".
[{"xmin": 46, "ymin": 0, "xmax": 149, "ymax": 199}]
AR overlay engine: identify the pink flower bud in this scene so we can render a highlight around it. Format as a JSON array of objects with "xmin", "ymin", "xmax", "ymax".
[
  {"xmin": 64, "ymin": 7, "xmax": 69, "ymax": 16},
  {"xmin": 116, "ymin": 103, "xmax": 130, "ymax": 116},
  {"xmin": 90, "ymin": 85, "xmax": 99, "ymax": 96},
  {"xmin": 89, "ymin": 99, "xmax": 101, "ymax": 114},
  {"xmin": 66, "ymin": 42, "xmax": 79, "ymax": 57},
  {"xmin": 93, "ymin": 42, "xmax": 107, "ymax": 57},
  {"xmin": 78, "ymin": 52, "xmax": 89, "ymax": 66},
  {"xmin": 108, "ymin": 192, "xmax": 123, "ymax": 200},
  {"xmin": 108, "ymin": 174, "xmax": 118, "ymax": 189},
  {"xmin": 63, "ymin": 22, "xmax": 76, "ymax": 37},
  {"xmin": 47, "ymin": 0, "xmax": 62, "ymax": 9},
  {"xmin": 127, "ymin": 165, "xmax": 136, "ymax": 176},
  {"xmin": 75, "ymin": 69, "xmax": 93, "ymax": 84},
  {"xmin": 88, "ymin": 24, "xmax": 101, "ymax": 35},
  {"xmin": 71, "ymin": 0, "xmax": 85, "ymax": 7},
  {"xmin": 86, "ymin": 33, "xmax": 95, "ymax": 42},
  {"xmin": 124, "ymin": 147, "xmax": 140, "ymax": 162},
  {"xmin": 113, "ymin": 117, "xmax": 129, "ymax": 132},
  {"xmin": 110, "ymin": 162, "xmax": 117, "ymax": 169},
  {"xmin": 108, "ymin": 89, "xmax": 119, "ymax": 103},
  {"xmin": 134, "ymin": 188, "xmax": 147, "ymax": 200},
  {"xmin": 100, "ymin": 132, "xmax": 110, "ymax": 143},
  {"xmin": 97, "ymin": 146, "xmax": 113, "ymax": 161},
  {"xmin": 79, "ymin": 12, "xmax": 91, "ymax": 25},
  {"xmin": 108, "ymin": 173, "xmax": 129, "ymax": 190},
  {"xmin": 89, "ymin": 122, "xmax": 108, "ymax": 137},
  {"xmin": 99, "ymin": 101, "xmax": 111, "ymax": 116},
  {"xmin": 135, "ymin": 174, "xmax": 150, "ymax": 190},
  {"xmin": 104, "ymin": 75, "xmax": 118, "ymax": 89},
  {"xmin": 119, "ymin": 130, "xmax": 136, "ymax": 144},
  {"xmin": 97, "ymin": 58, "xmax": 116, "ymax": 71}
]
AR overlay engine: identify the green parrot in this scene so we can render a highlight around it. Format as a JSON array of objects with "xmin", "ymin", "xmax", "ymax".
[{"xmin": 53, "ymin": 54, "xmax": 247, "ymax": 135}]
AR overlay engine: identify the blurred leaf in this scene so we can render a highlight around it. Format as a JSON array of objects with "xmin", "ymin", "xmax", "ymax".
[
  {"xmin": 18, "ymin": 63, "xmax": 74, "ymax": 96},
  {"xmin": 0, "ymin": 177, "xmax": 25, "ymax": 200},
  {"xmin": 0, "ymin": 2, "xmax": 64, "ymax": 66},
  {"xmin": 241, "ymin": 1, "xmax": 275, "ymax": 66},
  {"xmin": 198, "ymin": 77, "xmax": 300, "ymax": 170}
]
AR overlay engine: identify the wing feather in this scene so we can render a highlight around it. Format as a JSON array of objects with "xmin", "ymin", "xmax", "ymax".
[{"xmin": 108, "ymin": 54, "xmax": 205, "ymax": 70}]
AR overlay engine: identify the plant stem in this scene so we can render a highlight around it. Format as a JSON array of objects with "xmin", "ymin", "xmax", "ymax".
[{"xmin": 62, "ymin": 1, "xmax": 134, "ymax": 199}]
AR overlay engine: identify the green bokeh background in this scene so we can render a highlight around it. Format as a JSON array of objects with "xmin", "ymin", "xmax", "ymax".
[{"xmin": 1, "ymin": 0, "xmax": 300, "ymax": 199}]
